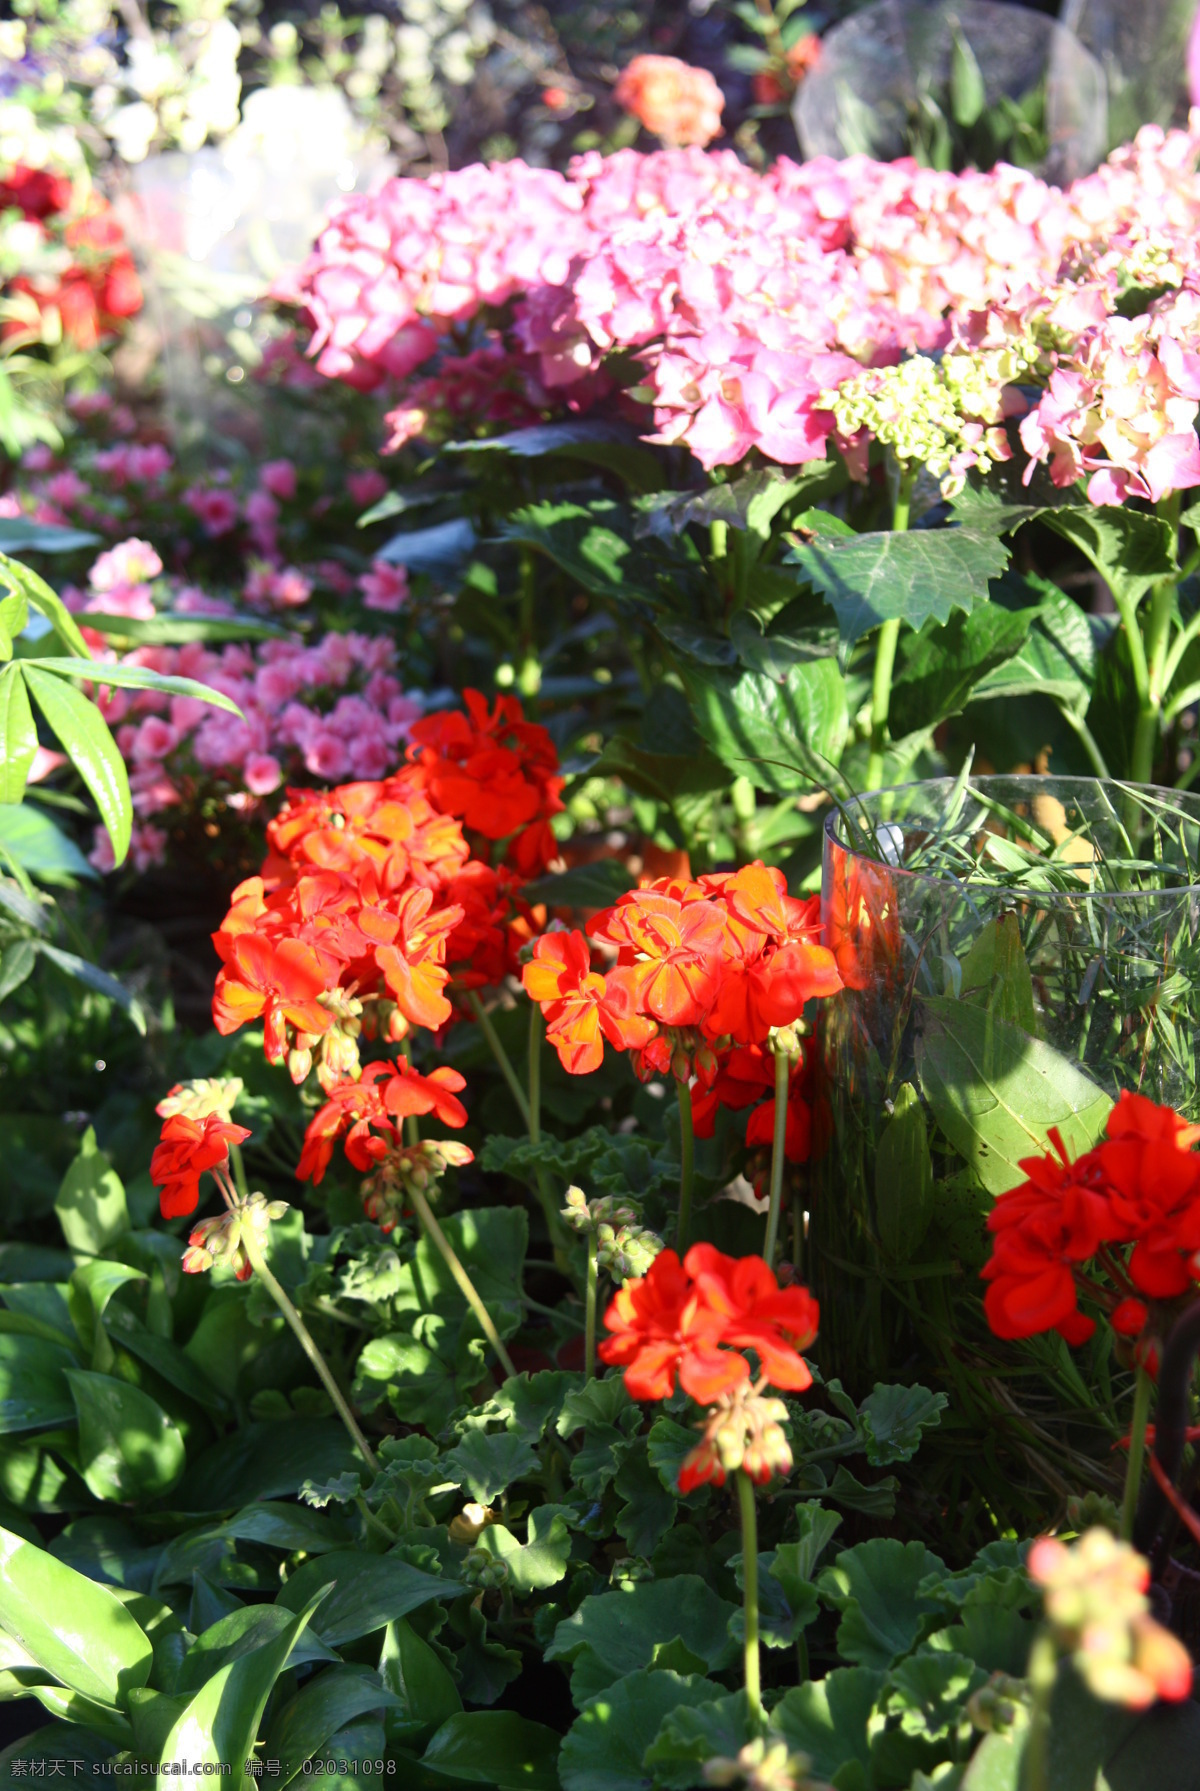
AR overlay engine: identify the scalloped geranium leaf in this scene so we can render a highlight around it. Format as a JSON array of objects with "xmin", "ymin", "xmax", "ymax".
[
  {"xmin": 558, "ymin": 1669, "xmax": 717, "ymax": 1791},
  {"xmin": 772, "ymin": 1666, "xmax": 886, "ymax": 1787},
  {"xmin": 546, "ymin": 1576, "xmax": 738, "ymax": 1708},
  {"xmin": 857, "ymin": 1384, "xmax": 948, "ymax": 1467},
  {"xmin": 642, "ymin": 1689, "xmax": 756, "ymax": 1789},
  {"xmin": 818, "ymin": 1539, "xmax": 947, "ymax": 1669}
]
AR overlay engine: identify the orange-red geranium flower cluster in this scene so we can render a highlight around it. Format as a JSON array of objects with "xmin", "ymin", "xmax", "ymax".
[
  {"xmin": 600, "ymin": 1241, "xmax": 819, "ymax": 1402},
  {"xmin": 982, "ymin": 1092, "xmax": 1200, "ymax": 1348},
  {"xmin": 210, "ymin": 691, "xmax": 558, "ymax": 1085},
  {"xmin": 522, "ymin": 861, "xmax": 840, "ymax": 1172}
]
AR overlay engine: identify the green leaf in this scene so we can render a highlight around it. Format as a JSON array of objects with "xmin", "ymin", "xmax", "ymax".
[
  {"xmin": 0, "ymin": 1334, "xmax": 77, "ymax": 1434},
  {"xmin": 818, "ymin": 1539, "xmax": 947, "ymax": 1669},
  {"xmin": 181, "ymin": 1420, "xmax": 360, "ymax": 1511},
  {"xmin": 587, "ymin": 733, "xmax": 729, "ymax": 807},
  {"xmin": 1043, "ymin": 506, "xmax": 1176, "ymax": 609},
  {"xmin": 378, "ymin": 518, "xmax": 477, "ymax": 579},
  {"xmin": 101, "ymin": 1301, "xmax": 226, "ymax": 1412},
  {"xmin": 28, "ymin": 660, "xmax": 242, "ymax": 716},
  {"xmin": 960, "ymin": 1725, "xmax": 1026, "ymax": 1791},
  {"xmin": 889, "ymin": 605, "xmax": 1032, "ymax": 738},
  {"xmin": 391, "ymin": 1206, "xmax": 528, "ymax": 1355},
  {"xmin": 0, "ymin": 554, "xmax": 92, "ymax": 657},
  {"xmin": 772, "ymin": 1667, "xmax": 885, "ymax": 1785},
  {"xmin": 680, "ymin": 656, "xmax": 847, "ymax": 793},
  {"xmin": 0, "ymin": 939, "xmax": 36, "ymax": 1003},
  {"xmin": 0, "ymin": 521, "xmax": 100, "ymax": 554},
  {"xmin": 546, "ymin": 1576, "xmax": 738, "ymax": 1707},
  {"xmin": 503, "ymin": 498, "xmax": 696, "ymax": 614},
  {"xmin": 522, "ymin": 860, "xmax": 637, "ymax": 911},
  {"xmin": 175, "ymin": 1605, "xmax": 339, "ymax": 1696},
  {"xmin": 643, "ymin": 1690, "xmax": 755, "ymax": 1788},
  {"xmin": 857, "ymin": 1384, "xmax": 947, "ymax": 1467},
  {"xmin": 614, "ymin": 1442, "xmax": 677, "ymax": 1558},
  {"xmin": 825, "ymin": 1465, "xmax": 899, "ymax": 1517},
  {"xmin": 959, "ymin": 913, "xmax": 1040, "ymax": 1036},
  {"xmin": 874, "ymin": 1084, "xmax": 935, "ymax": 1264},
  {"xmin": 353, "ymin": 1335, "xmax": 458, "ymax": 1432},
  {"xmin": 949, "ymin": 25, "xmax": 986, "ymax": 125},
  {"xmin": 783, "ymin": 1503, "xmax": 843, "ymax": 1581},
  {"xmin": 786, "ymin": 529, "xmax": 1009, "ymax": 646},
  {"xmin": 637, "ymin": 466, "xmax": 839, "ymax": 543},
  {"xmin": 276, "ymin": 1551, "xmax": 456, "ymax": 1648},
  {"xmin": 558, "ymin": 1669, "xmax": 717, "ymax": 1791},
  {"xmin": 475, "ymin": 1508, "xmax": 574, "ymax": 1595},
  {"xmin": 420, "ymin": 1710, "xmax": 562, "ymax": 1789},
  {"xmin": 65, "ymin": 1370, "xmax": 185, "ymax": 1502},
  {"xmin": 55, "ymin": 1128, "xmax": 129, "ymax": 1255},
  {"xmin": 915, "ymin": 996, "xmax": 1113, "ymax": 1194},
  {"xmin": 0, "ymin": 589, "xmax": 29, "ymax": 660},
  {"xmin": 79, "ymin": 612, "xmax": 289, "ymax": 647},
  {"xmin": 441, "ymin": 1431, "xmax": 539, "ymax": 1504},
  {"xmin": 0, "ymin": 668, "xmax": 35, "ymax": 803},
  {"xmin": 379, "ymin": 1616, "xmax": 462, "ymax": 1744},
  {"xmin": 730, "ymin": 1551, "xmax": 819, "ymax": 1649},
  {"xmin": 0, "ymin": 804, "xmax": 95, "ymax": 882},
  {"xmin": 0, "ymin": 1522, "xmax": 152, "ymax": 1704},
  {"xmin": 66, "ymin": 1259, "xmax": 142, "ymax": 1366},
  {"xmin": 23, "ymin": 666, "xmax": 130, "ymax": 865},
  {"xmin": 971, "ymin": 577, "xmax": 1104, "ymax": 713},
  {"xmin": 265, "ymin": 1664, "xmax": 402, "ymax": 1784},
  {"xmin": 449, "ymin": 422, "xmax": 663, "ymax": 493},
  {"xmin": 871, "ymin": 1649, "xmax": 987, "ymax": 1785},
  {"xmin": 161, "ymin": 1590, "xmax": 327, "ymax": 1791},
  {"xmin": 35, "ymin": 944, "xmax": 146, "ymax": 1031}
]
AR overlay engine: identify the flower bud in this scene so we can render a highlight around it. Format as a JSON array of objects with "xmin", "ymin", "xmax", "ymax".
[{"xmin": 287, "ymin": 1046, "xmax": 313, "ymax": 1084}]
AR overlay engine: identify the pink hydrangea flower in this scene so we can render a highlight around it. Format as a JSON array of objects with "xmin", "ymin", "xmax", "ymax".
[{"xmin": 358, "ymin": 560, "xmax": 409, "ymax": 612}]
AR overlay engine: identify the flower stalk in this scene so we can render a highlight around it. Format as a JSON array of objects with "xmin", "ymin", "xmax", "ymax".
[
  {"xmin": 736, "ymin": 1469, "xmax": 766, "ymax": 1732},
  {"xmin": 406, "ymin": 1180, "xmax": 518, "ymax": 1381},
  {"xmin": 676, "ymin": 1072, "xmax": 696, "ymax": 1252},
  {"xmin": 762, "ymin": 1045, "xmax": 793, "ymax": 1266},
  {"xmin": 237, "ymin": 1218, "xmax": 380, "ymax": 1477},
  {"xmin": 1120, "ymin": 1366, "xmax": 1154, "ymax": 1543},
  {"xmin": 468, "ymin": 989, "xmax": 567, "ymax": 1254},
  {"xmin": 865, "ymin": 465, "xmax": 916, "ymax": 792},
  {"xmin": 585, "ymin": 1229, "xmax": 598, "ymax": 1380}
]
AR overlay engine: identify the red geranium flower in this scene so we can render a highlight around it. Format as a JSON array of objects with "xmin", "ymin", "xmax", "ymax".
[
  {"xmin": 599, "ymin": 1243, "xmax": 819, "ymax": 1402},
  {"xmin": 212, "ymin": 932, "xmax": 333, "ymax": 1060},
  {"xmin": 151, "ymin": 1112, "xmax": 251, "ymax": 1219}
]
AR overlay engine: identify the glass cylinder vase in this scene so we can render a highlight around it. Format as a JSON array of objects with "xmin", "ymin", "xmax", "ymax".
[{"xmin": 814, "ymin": 776, "xmax": 1200, "ymax": 1528}]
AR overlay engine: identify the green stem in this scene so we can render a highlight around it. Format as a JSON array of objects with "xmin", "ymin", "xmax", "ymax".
[
  {"xmin": 1023, "ymin": 1630, "xmax": 1056, "ymax": 1791},
  {"xmin": 763, "ymin": 1048, "xmax": 793, "ymax": 1265},
  {"xmin": 676, "ymin": 1074, "xmax": 696, "ymax": 1254},
  {"xmin": 585, "ymin": 1231, "xmax": 597, "ymax": 1381},
  {"xmin": 467, "ymin": 991, "xmax": 531, "ymax": 1127},
  {"xmin": 407, "ymin": 1181, "xmax": 517, "ymax": 1380},
  {"xmin": 1129, "ymin": 492, "xmax": 1182, "ymax": 790},
  {"xmin": 1120, "ymin": 1365, "xmax": 1153, "ymax": 1542},
  {"xmin": 239, "ymin": 1225, "xmax": 379, "ymax": 1477},
  {"xmin": 737, "ymin": 1470, "xmax": 765, "ymax": 1732},
  {"xmin": 468, "ymin": 991, "xmax": 567, "ymax": 1253},
  {"xmin": 865, "ymin": 467, "xmax": 915, "ymax": 790},
  {"xmin": 228, "ymin": 1143, "xmax": 250, "ymax": 1201}
]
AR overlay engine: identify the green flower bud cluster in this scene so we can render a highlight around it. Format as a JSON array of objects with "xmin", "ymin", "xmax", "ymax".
[
  {"xmin": 183, "ymin": 1193, "xmax": 290, "ymax": 1280},
  {"xmin": 362, "ymin": 1139, "xmax": 473, "ymax": 1233},
  {"xmin": 157, "ymin": 1076, "xmax": 244, "ymax": 1123},
  {"xmin": 966, "ymin": 1674, "xmax": 1026, "ymax": 1735},
  {"xmin": 825, "ymin": 339, "xmax": 1038, "ymax": 496},
  {"xmin": 609, "ymin": 1556, "xmax": 654, "ymax": 1589},
  {"xmin": 561, "ymin": 1185, "xmax": 664, "ymax": 1283},
  {"xmin": 704, "ymin": 1739, "xmax": 823, "ymax": 1791},
  {"xmin": 462, "ymin": 1547, "xmax": 510, "ymax": 1591}
]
